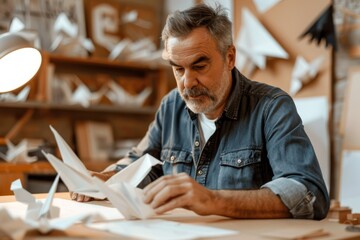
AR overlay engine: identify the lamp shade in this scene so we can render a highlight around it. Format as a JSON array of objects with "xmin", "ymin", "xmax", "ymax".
[{"xmin": 0, "ymin": 32, "xmax": 42, "ymax": 93}]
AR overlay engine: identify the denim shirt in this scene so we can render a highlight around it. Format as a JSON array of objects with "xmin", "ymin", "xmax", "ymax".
[{"xmin": 121, "ymin": 68, "xmax": 329, "ymax": 220}]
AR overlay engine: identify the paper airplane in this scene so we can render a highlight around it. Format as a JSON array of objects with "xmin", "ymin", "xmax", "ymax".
[
  {"xmin": 0, "ymin": 138, "xmax": 39, "ymax": 163},
  {"xmin": 0, "ymin": 176, "xmax": 101, "ymax": 240},
  {"xmin": 236, "ymin": 8, "xmax": 288, "ymax": 76},
  {"xmin": 42, "ymin": 126, "xmax": 162, "ymax": 199},
  {"xmin": 289, "ymin": 55, "xmax": 324, "ymax": 96},
  {"xmin": 107, "ymin": 81, "xmax": 152, "ymax": 106}
]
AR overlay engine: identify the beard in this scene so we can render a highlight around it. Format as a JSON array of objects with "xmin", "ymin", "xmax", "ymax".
[{"xmin": 181, "ymin": 87, "xmax": 217, "ymax": 114}]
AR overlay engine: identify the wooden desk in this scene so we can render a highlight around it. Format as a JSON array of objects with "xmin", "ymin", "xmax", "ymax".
[{"xmin": 1, "ymin": 193, "xmax": 360, "ymax": 240}]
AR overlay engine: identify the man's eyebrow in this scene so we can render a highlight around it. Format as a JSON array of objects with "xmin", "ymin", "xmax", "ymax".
[{"xmin": 169, "ymin": 56, "xmax": 210, "ymax": 67}]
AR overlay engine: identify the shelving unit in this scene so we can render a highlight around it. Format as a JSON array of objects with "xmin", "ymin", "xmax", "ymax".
[{"xmin": 0, "ymin": 52, "xmax": 170, "ymax": 194}]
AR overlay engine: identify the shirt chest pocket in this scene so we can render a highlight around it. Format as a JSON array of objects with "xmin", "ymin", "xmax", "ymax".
[
  {"xmin": 218, "ymin": 149, "xmax": 263, "ymax": 190},
  {"xmin": 161, "ymin": 149, "xmax": 193, "ymax": 175}
]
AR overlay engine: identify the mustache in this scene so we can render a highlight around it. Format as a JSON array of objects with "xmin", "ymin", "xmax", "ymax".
[{"xmin": 183, "ymin": 87, "xmax": 210, "ymax": 98}]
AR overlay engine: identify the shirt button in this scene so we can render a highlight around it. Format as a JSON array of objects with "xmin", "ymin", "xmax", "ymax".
[
  {"xmin": 237, "ymin": 159, "xmax": 242, "ymax": 164},
  {"xmin": 170, "ymin": 155, "xmax": 176, "ymax": 162},
  {"xmin": 194, "ymin": 141, "xmax": 200, "ymax": 147},
  {"xmin": 197, "ymin": 169, "xmax": 203, "ymax": 175}
]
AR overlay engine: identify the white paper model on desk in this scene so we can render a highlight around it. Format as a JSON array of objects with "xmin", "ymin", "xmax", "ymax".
[
  {"xmin": 0, "ymin": 175, "xmax": 100, "ymax": 240},
  {"xmin": 235, "ymin": 7, "xmax": 288, "ymax": 76},
  {"xmin": 43, "ymin": 126, "xmax": 161, "ymax": 199},
  {"xmin": 42, "ymin": 126, "xmax": 161, "ymax": 219}
]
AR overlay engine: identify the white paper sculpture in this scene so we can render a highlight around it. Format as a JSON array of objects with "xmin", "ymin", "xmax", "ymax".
[
  {"xmin": 0, "ymin": 175, "xmax": 100, "ymax": 240},
  {"xmin": 290, "ymin": 55, "xmax": 324, "ymax": 96},
  {"xmin": 236, "ymin": 8, "xmax": 288, "ymax": 76}
]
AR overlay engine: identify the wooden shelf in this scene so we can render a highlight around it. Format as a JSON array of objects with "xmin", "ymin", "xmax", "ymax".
[
  {"xmin": 47, "ymin": 53, "xmax": 164, "ymax": 71},
  {"xmin": 0, "ymin": 52, "xmax": 169, "ymax": 194},
  {"xmin": 0, "ymin": 101, "xmax": 157, "ymax": 115}
]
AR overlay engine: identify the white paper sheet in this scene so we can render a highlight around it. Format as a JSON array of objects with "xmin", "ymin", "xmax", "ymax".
[
  {"xmin": 0, "ymin": 198, "xmax": 122, "ymax": 221},
  {"xmin": 340, "ymin": 150, "xmax": 360, "ymax": 212},
  {"xmin": 89, "ymin": 219, "xmax": 238, "ymax": 240},
  {"xmin": 294, "ymin": 96, "xmax": 330, "ymax": 191}
]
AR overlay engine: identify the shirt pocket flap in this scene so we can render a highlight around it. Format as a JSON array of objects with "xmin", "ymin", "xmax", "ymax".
[
  {"xmin": 220, "ymin": 149, "xmax": 261, "ymax": 168},
  {"xmin": 161, "ymin": 149, "xmax": 193, "ymax": 164}
]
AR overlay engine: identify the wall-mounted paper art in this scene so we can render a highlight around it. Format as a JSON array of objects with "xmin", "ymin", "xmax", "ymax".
[
  {"xmin": 290, "ymin": 55, "xmax": 324, "ymax": 96},
  {"xmin": 235, "ymin": 8, "xmax": 288, "ymax": 76},
  {"xmin": 299, "ymin": 4, "xmax": 337, "ymax": 49},
  {"xmin": 252, "ymin": 0, "xmax": 282, "ymax": 13}
]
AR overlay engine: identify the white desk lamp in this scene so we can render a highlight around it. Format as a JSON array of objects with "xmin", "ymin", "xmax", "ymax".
[
  {"xmin": 0, "ymin": 32, "xmax": 42, "ymax": 93},
  {"xmin": 0, "ymin": 32, "xmax": 42, "ymax": 144}
]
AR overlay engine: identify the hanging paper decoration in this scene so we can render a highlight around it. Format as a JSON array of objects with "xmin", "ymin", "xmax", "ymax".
[{"xmin": 299, "ymin": 5, "xmax": 337, "ymax": 50}]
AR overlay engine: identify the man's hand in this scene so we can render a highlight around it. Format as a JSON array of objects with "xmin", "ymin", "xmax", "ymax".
[
  {"xmin": 143, "ymin": 172, "xmax": 216, "ymax": 215},
  {"xmin": 69, "ymin": 170, "xmax": 117, "ymax": 202}
]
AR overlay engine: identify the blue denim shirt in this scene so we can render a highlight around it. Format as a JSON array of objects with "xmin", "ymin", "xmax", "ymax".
[{"xmin": 121, "ymin": 68, "xmax": 329, "ymax": 220}]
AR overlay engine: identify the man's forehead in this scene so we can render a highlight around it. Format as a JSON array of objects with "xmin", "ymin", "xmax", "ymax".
[{"xmin": 165, "ymin": 37, "xmax": 215, "ymax": 64}]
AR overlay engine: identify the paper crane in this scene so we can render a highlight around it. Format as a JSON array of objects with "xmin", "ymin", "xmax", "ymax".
[
  {"xmin": 50, "ymin": 13, "xmax": 94, "ymax": 56},
  {"xmin": 236, "ymin": 8, "xmax": 288, "ymax": 76},
  {"xmin": 0, "ymin": 138, "xmax": 38, "ymax": 163},
  {"xmin": 106, "ymin": 81, "xmax": 152, "ymax": 106},
  {"xmin": 11, "ymin": 175, "xmax": 61, "ymax": 222},
  {"xmin": 0, "ymin": 175, "xmax": 101, "ymax": 240},
  {"xmin": 0, "ymin": 86, "xmax": 30, "ymax": 102},
  {"xmin": 289, "ymin": 55, "xmax": 324, "ymax": 96},
  {"xmin": 42, "ymin": 126, "xmax": 161, "ymax": 200}
]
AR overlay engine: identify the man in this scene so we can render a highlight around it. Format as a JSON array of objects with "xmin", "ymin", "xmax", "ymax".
[{"xmin": 72, "ymin": 3, "xmax": 329, "ymax": 220}]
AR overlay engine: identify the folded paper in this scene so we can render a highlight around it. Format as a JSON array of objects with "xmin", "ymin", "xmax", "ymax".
[
  {"xmin": 43, "ymin": 126, "xmax": 162, "ymax": 200},
  {"xmin": 92, "ymin": 177, "xmax": 154, "ymax": 219},
  {"xmin": 290, "ymin": 55, "xmax": 324, "ymax": 96},
  {"xmin": 50, "ymin": 12, "xmax": 94, "ymax": 56},
  {"xmin": 107, "ymin": 81, "xmax": 152, "ymax": 106},
  {"xmin": 236, "ymin": 8, "xmax": 288, "ymax": 76},
  {"xmin": 0, "ymin": 175, "xmax": 101, "ymax": 240},
  {"xmin": 0, "ymin": 138, "xmax": 40, "ymax": 163},
  {"xmin": 299, "ymin": 4, "xmax": 337, "ymax": 49},
  {"xmin": 0, "ymin": 86, "xmax": 30, "ymax": 102},
  {"xmin": 253, "ymin": 0, "xmax": 282, "ymax": 13}
]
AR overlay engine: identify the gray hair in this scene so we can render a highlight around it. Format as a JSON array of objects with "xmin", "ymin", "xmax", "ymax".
[{"xmin": 161, "ymin": 3, "xmax": 233, "ymax": 58}]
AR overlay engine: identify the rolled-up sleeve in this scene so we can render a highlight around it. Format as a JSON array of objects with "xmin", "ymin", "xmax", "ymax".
[{"xmin": 262, "ymin": 178, "xmax": 315, "ymax": 219}]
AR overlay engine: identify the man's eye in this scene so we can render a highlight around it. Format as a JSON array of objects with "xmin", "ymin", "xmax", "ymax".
[
  {"xmin": 175, "ymin": 67, "xmax": 184, "ymax": 74},
  {"xmin": 194, "ymin": 65, "xmax": 206, "ymax": 70}
]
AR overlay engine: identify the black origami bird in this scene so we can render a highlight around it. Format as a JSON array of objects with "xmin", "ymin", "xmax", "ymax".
[{"xmin": 299, "ymin": 4, "xmax": 337, "ymax": 50}]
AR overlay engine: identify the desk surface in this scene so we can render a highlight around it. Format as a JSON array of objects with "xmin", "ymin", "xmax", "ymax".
[{"xmin": 1, "ymin": 193, "xmax": 360, "ymax": 240}]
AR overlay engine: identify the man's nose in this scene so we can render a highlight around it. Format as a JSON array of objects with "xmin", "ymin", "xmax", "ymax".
[{"xmin": 183, "ymin": 70, "xmax": 198, "ymax": 89}]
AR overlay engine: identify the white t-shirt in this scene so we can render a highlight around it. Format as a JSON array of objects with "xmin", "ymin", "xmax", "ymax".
[{"xmin": 198, "ymin": 113, "xmax": 216, "ymax": 148}]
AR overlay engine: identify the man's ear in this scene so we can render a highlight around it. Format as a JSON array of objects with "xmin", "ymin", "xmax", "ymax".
[{"xmin": 226, "ymin": 45, "xmax": 236, "ymax": 70}]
